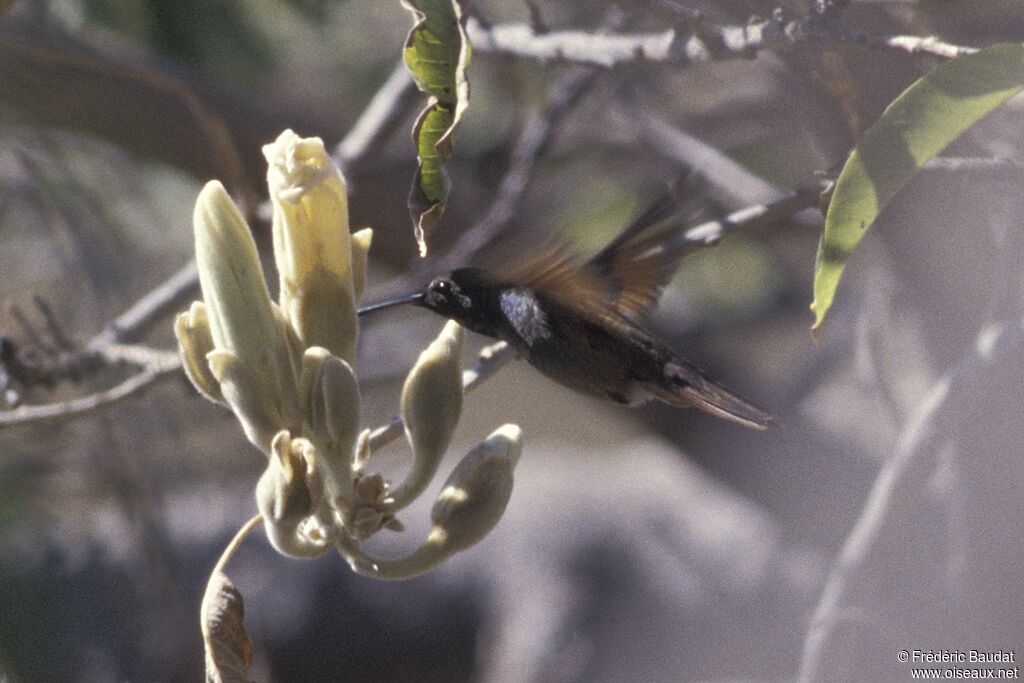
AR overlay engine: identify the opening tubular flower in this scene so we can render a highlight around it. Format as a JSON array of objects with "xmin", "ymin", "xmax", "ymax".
[
  {"xmin": 256, "ymin": 431, "xmax": 328, "ymax": 559},
  {"xmin": 264, "ymin": 130, "xmax": 359, "ymax": 363}
]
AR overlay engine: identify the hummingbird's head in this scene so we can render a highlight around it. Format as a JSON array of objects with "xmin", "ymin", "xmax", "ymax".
[
  {"xmin": 358, "ymin": 268, "xmax": 504, "ymax": 336},
  {"xmin": 422, "ymin": 267, "xmax": 491, "ymax": 314},
  {"xmin": 420, "ymin": 267, "xmax": 503, "ymax": 334}
]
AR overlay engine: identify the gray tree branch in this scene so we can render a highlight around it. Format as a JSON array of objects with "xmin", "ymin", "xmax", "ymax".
[{"xmin": 468, "ymin": 12, "xmax": 977, "ymax": 68}]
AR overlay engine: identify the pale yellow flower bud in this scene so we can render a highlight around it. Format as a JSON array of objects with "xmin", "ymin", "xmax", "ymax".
[
  {"xmin": 428, "ymin": 424, "xmax": 522, "ymax": 553},
  {"xmin": 305, "ymin": 348, "xmax": 360, "ymax": 505},
  {"xmin": 392, "ymin": 320, "xmax": 464, "ymax": 508},
  {"xmin": 263, "ymin": 129, "xmax": 358, "ymax": 362},
  {"xmin": 193, "ymin": 181, "xmax": 279, "ymax": 370},
  {"xmin": 207, "ymin": 350, "xmax": 283, "ymax": 454},
  {"xmin": 193, "ymin": 181, "xmax": 297, "ymax": 449},
  {"xmin": 350, "ymin": 227, "xmax": 373, "ymax": 305},
  {"xmin": 173, "ymin": 301, "xmax": 223, "ymax": 404}
]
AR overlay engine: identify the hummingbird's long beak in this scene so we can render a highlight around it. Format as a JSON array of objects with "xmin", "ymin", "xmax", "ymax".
[{"xmin": 357, "ymin": 292, "xmax": 424, "ymax": 316}]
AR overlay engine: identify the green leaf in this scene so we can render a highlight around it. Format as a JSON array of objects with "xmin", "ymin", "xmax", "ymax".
[
  {"xmin": 810, "ymin": 43, "xmax": 1024, "ymax": 340},
  {"xmin": 401, "ymin": 0, "xmax": 471, "ymax": 256}
]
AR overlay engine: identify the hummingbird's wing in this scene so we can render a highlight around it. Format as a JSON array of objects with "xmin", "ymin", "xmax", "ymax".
[
  {"xmin": 589, "ymin": 187, "xmax": 688, "ymax": 266},
  {"xmin": 497, "ymin": 248, "xmax": 617, "ymax": 319},
  {"xmin": 587, "ymin": 183, "xmax": 700, "ymax": 323},
  {"xmin": 497, "ymin": 179, "xmax": 699, "ymax": 324}
]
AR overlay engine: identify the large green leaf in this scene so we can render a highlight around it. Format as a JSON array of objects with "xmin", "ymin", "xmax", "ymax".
[
  {"xmin": 811, "ymin": 43, "xmax": 1024, "ymax": 339},
  {"xmin": 402, "ymin": 0, "xmax": 471, "ymax": 256}
]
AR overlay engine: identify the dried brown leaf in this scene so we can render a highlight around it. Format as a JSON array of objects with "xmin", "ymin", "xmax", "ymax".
[{"xmin": 201, "ymin": 571, "xmax": 254, "ymax": 683}]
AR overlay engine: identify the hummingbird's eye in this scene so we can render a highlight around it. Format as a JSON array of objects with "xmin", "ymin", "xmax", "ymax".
[{"xmin": 427, "ymin": 277, "xmax": 471, "ymax": 310}]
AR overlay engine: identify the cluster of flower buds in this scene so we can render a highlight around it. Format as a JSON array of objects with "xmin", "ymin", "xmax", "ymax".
[{"xmin": 175, "ymin": 130, "xmax": 522, "ymax": 579}]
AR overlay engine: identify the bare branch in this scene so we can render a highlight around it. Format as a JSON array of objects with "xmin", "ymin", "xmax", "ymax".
[
  {"xmin": 468, "ymin": 11, "xmax": 978, "ymax": 68},
  {"xmin": 922, "ymin": 156, "xmax": 1024, "ymax": 178},
  {"xmin": 30, "ymin": 295, "xmax": 75, "ymax": 352},
  {"xmin": 0, "ymin": 345, "xmax": 180, "ymax": 427},
  {"xmin": 90, "ymin": 259, "xmax": 200, "ymax": 349},
  {"xmin": 632, "ymin": 114, "xmax": 781, "ymax": 206},
  {"xmin": 467, "ymin": 17, "xmax": 679, "ymax": 67},
  {"xmin": 851, "ymin": 31, "xmax": 977, "ymax": 60},
  {"xmin": 666, "ymin": 181, "xmax": 824, "ymax": 256}
]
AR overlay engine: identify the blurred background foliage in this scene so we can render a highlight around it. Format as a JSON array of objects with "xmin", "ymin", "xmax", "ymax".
[{"xmin": 1, "ymin": 0, "xmax": 1023, "ymax": 681}]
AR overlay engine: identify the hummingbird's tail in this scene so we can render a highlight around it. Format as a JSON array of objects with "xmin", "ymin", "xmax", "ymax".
[{"xmin": 650, "ymin": 360, "xmax": 772, "ymax": 430}]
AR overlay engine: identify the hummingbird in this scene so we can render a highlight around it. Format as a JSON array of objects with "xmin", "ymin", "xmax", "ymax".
[{"xmin": 359, "ymin": 193, "xmax": 771, "ymax": 430}]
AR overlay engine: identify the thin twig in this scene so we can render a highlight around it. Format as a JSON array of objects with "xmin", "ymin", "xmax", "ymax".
[
  {"xmin": 796, "ymin": 317, "xmax": 1024, "ymax": 682},
  {"xmin": 922, "ymin": 156, "xmax": 1024, "ymax": 177},
  {"xmin": 663, "ymin": 181, "xmax": 824, "ymax": 256},
  {"xmin": 333, "ymin": 61, "xmax": 418, "ymax": 172},
  {"xmin": 9, "ymin": 304, "xmax": 52, "ymax": 355},
  {"xmin": 467, "ymin": 17, "xmax": 679, "ymax": 67},
  {"xmin": 31, "ymin": 295, "xmax": 75, "ymax": 351},
  {"xmin": 852, "ymin": 31, "xmax": 977, "ymax": 60},
  {"xmin": 522, "ymin": 0, "xmax": 548, "ymax": 34},
  {"xmin": 633, "ymin": 114, "xmax": 782, "ymax": 206}
]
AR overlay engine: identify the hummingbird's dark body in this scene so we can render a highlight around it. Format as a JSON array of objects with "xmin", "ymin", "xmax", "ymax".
[{"xmin": 362, "ymin": 192, "xmax": 772, "ymax": 429}]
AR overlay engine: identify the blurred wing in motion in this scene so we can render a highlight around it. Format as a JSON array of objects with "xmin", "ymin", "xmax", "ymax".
[{"xmin": 496, "ymin": 177, "xmax": 702, "ymax": 325}]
